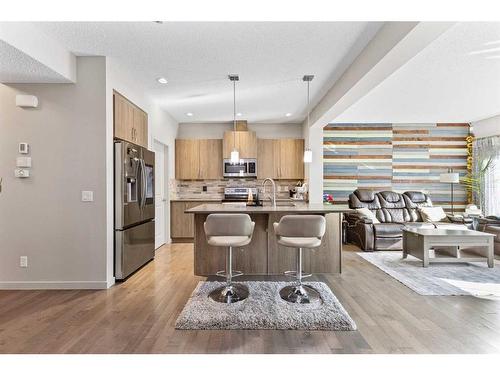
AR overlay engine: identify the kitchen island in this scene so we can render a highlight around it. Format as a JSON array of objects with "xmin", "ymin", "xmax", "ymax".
[{"xmin": 186, "ymin": 203, "xmax": 352, "ymax": 276}]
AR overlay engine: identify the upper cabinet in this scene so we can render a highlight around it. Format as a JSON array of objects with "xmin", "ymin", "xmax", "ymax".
[
  {"xmin": 175, "ymin": 139, "xmax": 222, "ymax": 180},
  {"xmin": 223, "ymin": 131, "xmax": 257, "ymax": 159},
  {"xmin": 257, "ymin": 138, "xmax": 304, "ymax": 180},
  {"xmin": 113, "ymin": 91, "xmax": 148, "ymax": 148}
]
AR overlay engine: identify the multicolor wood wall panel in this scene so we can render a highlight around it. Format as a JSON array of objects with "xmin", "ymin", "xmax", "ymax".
[{"xmin": 323, "ymin": 123, "xmax": 470, "ymax": 211}]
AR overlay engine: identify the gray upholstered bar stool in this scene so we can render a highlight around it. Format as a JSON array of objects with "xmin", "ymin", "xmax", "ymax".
[
  {"xmin": 204, "ymin": 213, "xmax": 255, "ymax": 303},
  {"xmin": 274, "ymin": 215, "xmax": 326, "ymax": 304}
]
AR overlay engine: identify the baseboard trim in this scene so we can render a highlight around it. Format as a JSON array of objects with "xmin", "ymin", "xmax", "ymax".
[{"xmin": 0, "ymin": 281, "xmax": 109, "ymax": 290}]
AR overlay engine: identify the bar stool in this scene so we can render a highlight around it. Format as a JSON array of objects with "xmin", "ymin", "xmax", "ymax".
[
  {"xmin": 204, "ymin": 213, "xmax": 255, "ymax": 303},
  {"xmin": 274, "ymin": 215, "xmax": 326, "ymax": 304}
]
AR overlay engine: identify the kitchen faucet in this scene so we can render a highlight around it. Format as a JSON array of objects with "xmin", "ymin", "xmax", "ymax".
[{"xmin": 261, "ymin": 178, "xmax": 276, "ymax": 208}]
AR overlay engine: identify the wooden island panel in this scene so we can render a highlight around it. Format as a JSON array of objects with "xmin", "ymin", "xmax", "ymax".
[{"xmin": 189, "ymin": 204, "xmax": 346, "ymax": 276}]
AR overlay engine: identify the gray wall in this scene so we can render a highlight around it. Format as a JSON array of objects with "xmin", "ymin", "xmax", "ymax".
[
  {"xmin": 0, "ymin": 57, "xmax": 108, "ymax": 288},
  {"xmin": 177, "ymin": 122, "xmax": 303, "ymax": 139}
]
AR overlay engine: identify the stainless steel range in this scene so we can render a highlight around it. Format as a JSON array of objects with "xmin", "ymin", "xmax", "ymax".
[{"xmin": 223, "ymin": 187, "xmax": 259, "ymax": 203}]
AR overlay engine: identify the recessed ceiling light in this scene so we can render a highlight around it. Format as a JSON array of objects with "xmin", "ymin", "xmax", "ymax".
[
  {"xmin": 285, "ymin": 113, "xmax": 292, "ymax": 117},
  {"xmin": 186, "ymin": 112, "xmax": 194, "ymax": 117},
  {"xmin": 157, "ymin": 77, "xmax": 168, "ymax": 84},
  {"xmin": 236, "ymin": 112, "xmax": 242, "ymax": 117}
]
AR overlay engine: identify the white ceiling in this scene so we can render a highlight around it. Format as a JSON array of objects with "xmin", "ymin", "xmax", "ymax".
[
  {"xmin": 0, "ymin": 40, "xmax": 69, "ymax": 83},
  {"xmin": 31, "ymin": 22, "xmax": 383, "ymax": 123},
  {"xmin": 334, "ymin": 22, "xmax": 500, "ymax": 123}
]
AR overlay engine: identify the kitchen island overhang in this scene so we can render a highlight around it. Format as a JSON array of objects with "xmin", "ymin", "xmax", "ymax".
[{"xmin": 186, "ymin": 203, "xmax": 352, "ymax": 276}]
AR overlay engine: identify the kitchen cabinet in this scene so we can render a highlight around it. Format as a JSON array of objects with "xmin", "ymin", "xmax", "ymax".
[
  {"xmin": 199, "ymin": 139, "xmax": 223, "ymax": 179},
  {"xmin": 257, "ymin": 138, "xmax": 304, "ymax": 180},
  {"xmin": 170, "ymin": 200, "xmax": 221, "ymax": 241},
  {"xmin": 175, "ymin": 139, "xmax": 222, "ymax": 179},
  {"xmin": 278, "ymin": 138, "xmax": 304, "ymax": 179},
  {"xmin": 223, "ymin": 131, "xmax": 257, "ymax": 159},
  {"xmin": 113, "ymin": 91, "xmax": 148, "ymax": 148}
]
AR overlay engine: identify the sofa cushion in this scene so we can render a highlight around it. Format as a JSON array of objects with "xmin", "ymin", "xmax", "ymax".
[
  {"xmin": 402, "ymin": 222, "xmax": 435, "ymax": 230},
  {"xmin": 484, "ymin": 226, "xmax": 500, "ymax": 243},
  {"xmin": 403, "ymin": 191, "xmax": 433, "ymax": 222},
  {"xmin": 404, "ymin": 191, "xmax": 427, "ymax": 203},
  {"xmin": 348, "ymin": 189, "xmax": 381, "ymax": 210},
  {"xmin": 419, "ymin": 206, "xmax": 447, "ymax": 222},
  {"xmin": 355, "ymin": 207, "xmax": 380, "ymax": 223},
  {"xmin": 374, "ymin": 223, "xmax": 404, "ymax": 238}
]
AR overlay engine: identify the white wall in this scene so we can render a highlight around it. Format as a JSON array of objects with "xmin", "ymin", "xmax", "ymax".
[
  {"xmin": 177, "ymin": 122, "xmax": 303, "ymax": 139},
  {"xmin": 105, "ymin": 58, "xmax": 178, "ymax": 281},
  {"xmin": 472, "ymin": 114, "xmax": 500, "ymax": 138},
  {"xmin": 0, "ymin": 57, "xmax": 107, "ymax": 289},
  {"xmin": 303, "ymin": 123, "xmax": 324, "ymax": 204}
]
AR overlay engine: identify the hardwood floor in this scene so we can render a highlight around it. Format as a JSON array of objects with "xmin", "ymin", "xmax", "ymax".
[{"xmin": 1, "ymin": 244, "xmax": 499, "ymax": 354}]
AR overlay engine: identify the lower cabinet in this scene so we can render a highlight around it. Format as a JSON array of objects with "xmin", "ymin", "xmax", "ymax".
[{"xmin": 170, "ymin": 201, "xmax": 220, "ymax": 241}]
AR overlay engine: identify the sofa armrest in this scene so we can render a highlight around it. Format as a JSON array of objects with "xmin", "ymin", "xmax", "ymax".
[
  {"xmin": 445, "ymin": 214, "xmax": 472, "ymax": 224},
  {"xmin": 344, "ymin": 212, "xmax": 373, "ymax": 225},
  {"xmin": 445, "ymin": 214, "xmax": 473, "ymax": 224}
]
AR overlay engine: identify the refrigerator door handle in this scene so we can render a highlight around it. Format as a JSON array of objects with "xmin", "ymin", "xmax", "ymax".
[{"xmin": 141, "ymin": 159, "xmax": 147, "ymax": 208}]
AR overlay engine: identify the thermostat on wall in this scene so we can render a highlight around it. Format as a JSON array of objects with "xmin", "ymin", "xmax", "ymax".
[{"xmin": 19, "ymin": 143, "xmax": 29, "ymax": 154}]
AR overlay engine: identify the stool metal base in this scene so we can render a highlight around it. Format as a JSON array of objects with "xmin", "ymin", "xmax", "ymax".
[
  {"xmin": 279, "ymin": 285, "xmax": 320, "ymax": 304},
  {"xmin": 209, "ymin": 283, "xmax": 249, "ymax": 304}
]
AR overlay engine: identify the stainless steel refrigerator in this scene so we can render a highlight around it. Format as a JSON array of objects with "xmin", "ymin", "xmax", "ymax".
[{"xmin": 114, "ymin": 140, "xmax": 155, "ymax": 280}]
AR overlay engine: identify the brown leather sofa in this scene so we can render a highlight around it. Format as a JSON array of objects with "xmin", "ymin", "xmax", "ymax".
[
  {"xmin": 345, "ymin": 189, "xmax": 473, "ymax": 251},
  {"xmin": 479, "ymin": 216, "xmax": 500, "ymax": 255}
]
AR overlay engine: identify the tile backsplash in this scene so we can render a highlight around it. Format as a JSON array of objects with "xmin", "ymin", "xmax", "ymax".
[{"xmin": 171, "ymin": 179, "xmax": 305, "ymax": 200}]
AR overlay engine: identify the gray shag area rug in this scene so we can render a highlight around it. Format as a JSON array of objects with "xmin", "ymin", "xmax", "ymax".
[
  {"xmin": 358, "ymin": 251, "xmax": 500, "ymax": 297},
  {"xmin": 175, "ymin": 281, "xmax": 356, "ymax": 330}
]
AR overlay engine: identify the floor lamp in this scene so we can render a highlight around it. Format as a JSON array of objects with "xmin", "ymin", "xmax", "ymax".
[{"xmin": 440, "ymin": 170, "xmax": 460, "ymax": 215}]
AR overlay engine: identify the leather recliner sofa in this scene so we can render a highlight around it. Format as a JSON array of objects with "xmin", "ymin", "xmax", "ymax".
[{"xmin": 345, "ymin": 189, "xmax": 473, "ymax": 251}]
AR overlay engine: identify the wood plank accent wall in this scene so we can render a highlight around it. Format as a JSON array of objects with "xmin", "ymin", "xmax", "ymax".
[{"xmin": 323, "ymin": 123, "xmax": 470, "ymax": 211}]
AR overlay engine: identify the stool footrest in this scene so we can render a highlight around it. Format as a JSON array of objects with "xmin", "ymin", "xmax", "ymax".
[
  {"xmin": 215, "ymin": 270, "xmax": 243, "ymax": 278},
  {"xmin": 284, "ymin": 270, "xmax": 312, "ymax": 279}
]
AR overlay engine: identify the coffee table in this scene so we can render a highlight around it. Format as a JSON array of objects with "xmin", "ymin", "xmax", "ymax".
[{"xmin": 402, "ymin": 228, "xmax": 495, "ymax": 268}]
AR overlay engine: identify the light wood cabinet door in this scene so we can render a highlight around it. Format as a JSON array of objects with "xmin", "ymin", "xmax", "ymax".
[
  {"xmin": 171, "ymin": 201, "xmax": 221, "ymax": 240},
  {"xmin": 278, "ymin": 139, "xmax": 304, "ymax": 179},
  {"xmin": 257, "ymin": 139, "xmax": 278, "ymax": 179},
  {"xmin": 199, "ymin": 139, "xmax": 222, "ymax": 179},
  {"xmin": 114, "ymin": 93, "xmax": 134, "ymax": 142},
  {"xmin": 170, "ymin": 201, "xmax": 196, "ymax": 239},
  {"xmin": 175, "ymin": 139, "xmax": 200, "ymax": 179},
  {"xmin": 133, "ymin": 107, "xmax": 148, "ymax": 148},
  {"xmin": 222, "ymin": 131, "xmax": 257, "ymax": 159},
  {"xmin": 223, "ymin": 131, "xmax": 236, "ymax": 159},
  {"xmin": 114, "ymin": 91, "xmax": 148, "ymax": 147},
  {"xmin": 237, "ymin": 131, "xmax": 257, "ymax": 159}
]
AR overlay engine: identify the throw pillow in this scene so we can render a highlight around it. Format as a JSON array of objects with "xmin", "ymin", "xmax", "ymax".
[
  {"xmin": 355, "ymin": 207, "xmax": 380, "ymax": 223},
  {"xmin": 418, "ymin": 206, "xmax": 447, "ymax": 222}
]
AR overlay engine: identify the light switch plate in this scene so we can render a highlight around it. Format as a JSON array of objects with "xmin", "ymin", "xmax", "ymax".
[
  {"xmin": 81, "ymin": 190, "xmax": 94, "ymax": 202},
  {"xmin": 14, "ymin": 169, "xmax": 30, "ymax": 178},
  {"xmin": 16, "ymin": 157, "xmax": 32, "ymax": 168}
]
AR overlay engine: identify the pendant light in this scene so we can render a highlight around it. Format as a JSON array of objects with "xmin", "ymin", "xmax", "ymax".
[
  {"xmin": 229, "ymin": 74, "xmax": 240, "ymax": 164},
  {"xmin": 303, "ymin": 75, "xmax": 314, "ymax": 163}
]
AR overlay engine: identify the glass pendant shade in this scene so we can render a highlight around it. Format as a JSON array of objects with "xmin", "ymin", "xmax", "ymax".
[
  {"xmin": 303, "ymin": 149, "xmax": 313, "ymax": 163},
  {"xmin": 230, "ymin": 149, "xmax": 239, "ymax": 164}
]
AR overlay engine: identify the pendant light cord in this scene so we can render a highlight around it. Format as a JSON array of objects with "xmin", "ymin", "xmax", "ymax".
[
  {"xmin": 233, "ymin": 79, "xmax": 236, "ymax": 149},
  {"xmin": 307, "ymin": 80, "xmax": 310, "ymax": 129}
]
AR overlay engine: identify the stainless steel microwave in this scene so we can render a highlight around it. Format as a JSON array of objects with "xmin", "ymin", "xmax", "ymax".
[{"xmin": 223, "ymin": 158, "xmax": 257, "ymax": 178}]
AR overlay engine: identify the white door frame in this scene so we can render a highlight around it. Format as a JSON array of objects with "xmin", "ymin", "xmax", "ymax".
[{"xmin": 153, "ymin": 139, "xmax": 169, "ymax": 249}]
